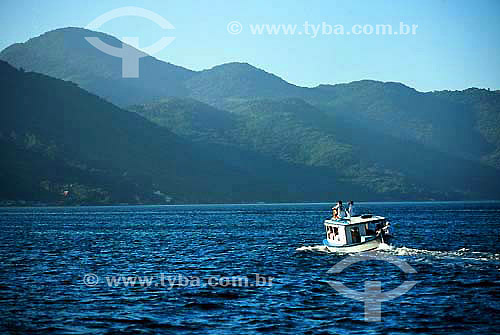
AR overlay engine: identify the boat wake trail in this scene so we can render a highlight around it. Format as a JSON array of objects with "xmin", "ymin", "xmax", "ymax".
[
  {"xmin": 380, "ymin": 245, "xmax": 500, "ymax": 261},
  {"xmin": 296, "ymin": 244, "xmax": 500, "ymax": 261},
  {"xmin": 296, "ymin": 245, "xmax": 330, "ymax": 253}
]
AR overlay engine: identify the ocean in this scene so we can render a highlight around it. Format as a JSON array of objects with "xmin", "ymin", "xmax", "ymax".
[{"xmin": 0, "ymin": 202, "xmax": 499, "ymax": 334}]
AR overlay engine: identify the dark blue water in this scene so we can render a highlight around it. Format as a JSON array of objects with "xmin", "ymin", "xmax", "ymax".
[{"xmin": 0, "ymin": 202, "xmax": 499, "ymax": 334}]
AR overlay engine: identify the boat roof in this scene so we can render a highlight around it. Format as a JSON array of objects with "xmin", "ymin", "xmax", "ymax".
[{"xmin": 324, "ymin": 215, "xmax": 385, "ymax": 226}]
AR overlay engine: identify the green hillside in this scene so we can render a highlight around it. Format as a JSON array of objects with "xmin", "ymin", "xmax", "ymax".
[
  {"xmin": 0, "ymin": 28, "xmax": 194, "ymax": 107},
  {"xmin": 3, "ymin": 60, "xmax": 398, "ymax": 204},
  {"xmin": 131, "ymin": 97, "xmax": 500, "ymax": 200},
  {"xmin": 1, "ymin": 27, "xmax": 500, "ymax": 202},
  {"xmin": 1, "ymin": 61, "xmax": 348, "ymax": 204}
]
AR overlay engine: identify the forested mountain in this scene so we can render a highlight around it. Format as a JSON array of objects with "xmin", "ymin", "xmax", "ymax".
[
  {"xmin": 1, "ymin": 60, "xmax": 370, "ymax": 204},
  {"xmin": 184, "ymin": 62, "xmax": 304, "ymax": 105},
  {"xmin": 1, "ymin": 27, "xmax": 500, "ymax": 203},
  {"xmin": 308, "ymin": 81, "xmax": 500, "ymax": 169},
  {"xmin": 0, "ymin": 28, "xmax": 194, "ymax": 106},
  {"xmin": 430, "ymin": 88, "xmax": 500, "ymax": 169},
  {"xmin": 131, "ymin": 97, "xmax": 500, "ymax": 200}
]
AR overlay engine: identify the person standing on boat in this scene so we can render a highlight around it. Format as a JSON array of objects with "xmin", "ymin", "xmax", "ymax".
[
  {"xmin": 332, "ymin": 200, "xmax": 344, "ymax": 219},
  {"xmin": 346, "ymin": 200, "xmax": 355, "ymax": 219}
]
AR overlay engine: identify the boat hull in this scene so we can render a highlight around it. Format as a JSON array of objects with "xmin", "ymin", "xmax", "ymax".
[{"xmin": 323, "ymin": 236, "xmax": 382, "ymax": 253}]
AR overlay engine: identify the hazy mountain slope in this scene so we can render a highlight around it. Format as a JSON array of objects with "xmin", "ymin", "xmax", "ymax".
[
  {"xmin": 2, "ymin": 27, "xmax": 500, "ymax": 201},
  {"xmin": 184, "ymin": 62, "xmax": 304, "ymax": 106},
  {"xmin": 1, "ymin": 27, "xmax": 498, "ymax": 170},
  {"xmin": 0, "ymin": 137, "xmax": 159, "ymax": 205},
  {"xmin": 131, "ymin": 97, "xmax": 237, "ymax": 144},
  {"xmin": 1, "ymin": 60, "xmax": 380, "ymax": 203},
  {"xmin": 308, "ymin": 81, "xmax": 499, "ymax": 168},
  {"xmin": 0, "ymin": 27, "xmax": 194, "ymax": 106},
  {"xmin": 430, "ymin": 88, "xmax": 500, "ymax": 169},
  {"xmin": 224, "ymin": 98, "xmax": 499, "ymax": 199},
  {"xmin": 178, "ymin": 62, "xmax": 500, "ymax": 172},
  {"xmin": 131, "ymin": 97, "xmax": 500, "ymax": 200},
  {"xmin": 0, "ymin": 61, "xmax": 191, "ymax": 203}
]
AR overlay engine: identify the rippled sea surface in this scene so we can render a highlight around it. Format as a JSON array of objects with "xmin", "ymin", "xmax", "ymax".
[{"xmin": 0, "ymin": 202, "xmax": 499, "ymax": 334}]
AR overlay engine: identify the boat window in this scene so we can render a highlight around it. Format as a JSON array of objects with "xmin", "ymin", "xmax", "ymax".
[
  {"xmin": 327, "ymin": 226, "xmax": 340, "ymax": 241},
  {"xmin": 326, "ymin": 226, "xmax": 333, "ymax": 239},
  {"xmin": 351, "ymin": 227, "xmax": 361, "ymax": 243},
  {"xmin": 366, "ymin": 223, "xmax": 375, "ymax": 235}
]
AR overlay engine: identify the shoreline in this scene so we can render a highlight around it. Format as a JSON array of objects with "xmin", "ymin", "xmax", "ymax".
[{"xmin": 1, "ymin": 199, "xmax": 500, "ymax": 209}]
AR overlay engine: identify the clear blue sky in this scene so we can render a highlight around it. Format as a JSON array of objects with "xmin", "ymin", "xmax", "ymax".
[{"xmin": 1, "ymin": 0, "xmax": 499, "ymax": 91}]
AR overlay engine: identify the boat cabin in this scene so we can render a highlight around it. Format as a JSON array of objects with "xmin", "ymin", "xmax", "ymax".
[{"xmin": 324, "ymin": 215, "xmax": 386, "ymax": 246}]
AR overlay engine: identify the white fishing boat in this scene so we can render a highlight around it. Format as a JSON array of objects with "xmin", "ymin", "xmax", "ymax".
[{"xmin": 323, "ymin": 214, "xmax": 392, "ymax": 252}]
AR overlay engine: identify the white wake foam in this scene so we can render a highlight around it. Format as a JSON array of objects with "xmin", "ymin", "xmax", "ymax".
[
  {"xmin": 297, "ymin": 243, "xmax": 500, "ymax": 261},
  {"xmin": 383, "ymin": 246, "xmax": 500, "ymax": 261}
]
